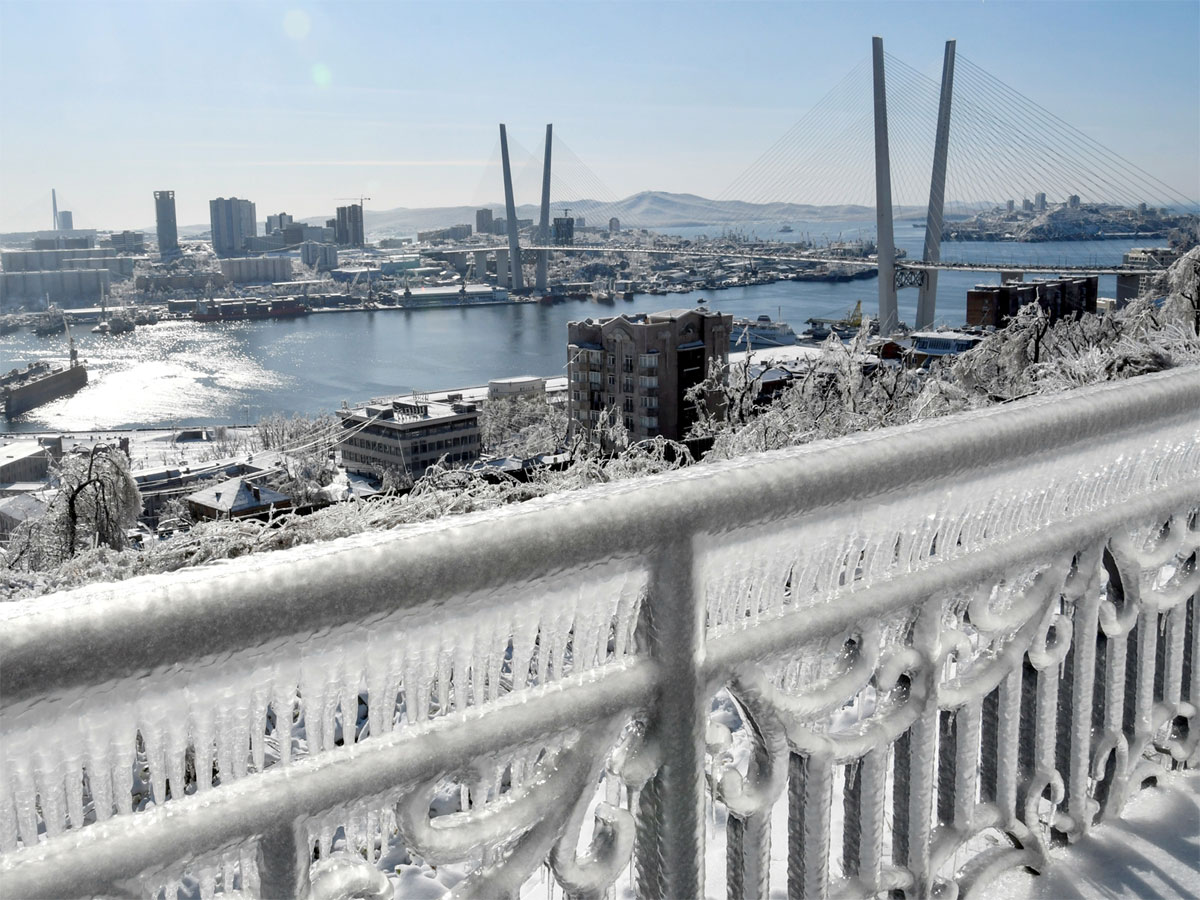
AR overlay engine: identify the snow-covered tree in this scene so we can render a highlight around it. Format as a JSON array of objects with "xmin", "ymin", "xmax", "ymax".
[{"xmin": 5, "ymin": 444, "xmax": 141, "ymax": 572}]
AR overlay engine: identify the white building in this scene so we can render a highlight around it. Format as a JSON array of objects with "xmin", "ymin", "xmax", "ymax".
[{"xmin": 338, "ymin": 394, "xmax": 481, "ymax": 480}]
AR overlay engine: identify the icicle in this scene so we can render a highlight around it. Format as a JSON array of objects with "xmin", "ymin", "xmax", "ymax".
[
  {"xmin": 239, "ymin": 843, "xmax": 261, "ymax": 895},
  {"xmin": 198, "ymin": 864, "xmax": 216, "ymax": 900},
  {"xmin": 191, "ymin": 709, "xmax": 214, "ymax": 794}
]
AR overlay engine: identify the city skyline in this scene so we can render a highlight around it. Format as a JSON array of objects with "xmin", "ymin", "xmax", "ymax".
[{"xmin": 1, "ymin": 0, "xmax": 1197, "ymax": 233}]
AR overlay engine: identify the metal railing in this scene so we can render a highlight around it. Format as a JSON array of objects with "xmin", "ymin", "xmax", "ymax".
[{"xmin": 2, "ymin": 367, "xmax": 1198, "ymax": 899}]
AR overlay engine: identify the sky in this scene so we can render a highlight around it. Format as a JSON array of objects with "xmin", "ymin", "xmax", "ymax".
[{"xmin": 0, "ymin": 0, "xmax": 1197, "ymax": 232}]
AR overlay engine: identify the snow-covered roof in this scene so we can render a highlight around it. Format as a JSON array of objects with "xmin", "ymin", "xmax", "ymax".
[{"xmin": 186, "ymin": 477, "xmax": 290, "ymax": 514}]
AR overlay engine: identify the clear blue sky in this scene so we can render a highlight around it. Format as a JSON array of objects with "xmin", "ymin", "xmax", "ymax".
[{"xmin": 1, "ymin": 0, "xmax": 1196, "ymax": 231}]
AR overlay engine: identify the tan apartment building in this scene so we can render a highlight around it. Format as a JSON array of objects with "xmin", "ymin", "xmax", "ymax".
[{"xmin": 567, "ymin": 308, "xmax": 731, "ymax": 445}]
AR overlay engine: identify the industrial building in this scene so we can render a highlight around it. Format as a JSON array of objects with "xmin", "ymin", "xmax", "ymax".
[
  {"xmin": 965, "ymin": 275, "xmax": 1098, "ymax": 328},
  {"xmin": 567, "ymin": 308, "xmax": 731, "ymax": 446},
  {"xmin": 209, "ymin": 197, "xmax": 257, "ymax": 258},
  {"xmin": 219, "ymin": 257, "xmax": 293, "ymax": 284},
  {"xmin": 338, "ymin": 394, "xmax": 482, "ymax": 480},
  {"xmin": 155, "ymin": 191, "xmax": 179, "ymax": 260},
  {"xmin": 1, "ymin": 268, "xmax": 112, "ymax": 307}
]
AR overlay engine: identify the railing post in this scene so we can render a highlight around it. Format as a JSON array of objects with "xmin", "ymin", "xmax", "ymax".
[
  {"xmin": 257, "ymin": 820, "xmax": 311, "ymax": 900},
  {"xmin": 635, "ymin": 535, "xmax": 706, "ymax": 899}
]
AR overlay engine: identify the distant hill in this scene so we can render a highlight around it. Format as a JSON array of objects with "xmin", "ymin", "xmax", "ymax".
[
  {"xmin": 166, "ymin": 192, "xmax": 931, "ymax": 238},
  {"xmin": 333, "ymin": 192, "xmax": 907, "ymax": 235}
]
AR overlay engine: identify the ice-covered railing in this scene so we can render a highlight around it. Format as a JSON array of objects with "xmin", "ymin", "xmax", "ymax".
[{"xmin": 2, "ymin": 367, "xmax": 1198, "ymax": 900}]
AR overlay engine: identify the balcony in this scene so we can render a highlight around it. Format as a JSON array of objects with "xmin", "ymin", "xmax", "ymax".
[{"xmin": 2, "ymin": 368, "xmax": 1198, "ymax": 899}]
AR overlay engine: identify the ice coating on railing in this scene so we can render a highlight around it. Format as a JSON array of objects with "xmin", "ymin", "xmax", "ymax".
[
  {"xmin": 0, "ymin": 563, "xmax": 645, "ymax": 849},
  {"xmin": 701, "ymin": 417, "xmax": 1199, "ymax": 637},
  {"xmin": 2, "ymin": 368, "xmax": 1198, "ymax": 899}
]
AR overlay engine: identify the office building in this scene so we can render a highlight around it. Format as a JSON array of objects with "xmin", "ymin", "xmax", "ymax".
[
  {"xmin": 1068, "ymin": 195, "xmax": 1081, "ymax": 209},
  {"xmin": 154, "ymin": 190, "xmax": 179, "ymax": 260},
  {"xmin": 338, "ymin": 394, "xmax": 481, "ymax": 480},
  {"xmin": 1034, "ymin": 192, "xmax": 1047, "ymax": 212},
  {"xmin": 1022, "ymin": 198, "xmax": 1034, "ymax": 212},
  {"xmin": 57, "ymin": 211, "xmax": 73, "ymax": 231},
  {"xmin": 609, "ymin": 217, "xmax": 620, "ymax": 233},
  {"xmin": 476, "ymin": 209, "xmax": 494, "ymax": 235},
  {"xmin": 209, "ymin": 197, "xmax": 256, "ymax": 258},
  {"xmin": 567, "ymin": 308, "xmax": 731, "ymax": 445},
  {"xmin": 336, "ymin": 204, "xmax": 364, "ymax": 247}
]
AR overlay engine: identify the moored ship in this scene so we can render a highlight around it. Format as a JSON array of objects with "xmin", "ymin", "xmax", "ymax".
[
  {"xmin": 2, "ymin": 335, "xmax": 88, "ymax": 418},
  {"xmin": 193, "ymin": 297, "xmax": 309, "ymax": 322},
  {"xmin": 730, "ymin": 314, "xmax": 799, "ymax": 349}
]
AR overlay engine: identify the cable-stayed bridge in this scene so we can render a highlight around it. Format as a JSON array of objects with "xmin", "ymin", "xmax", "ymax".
[{"xmin": 468, "ymin": 37, "xmax": 1196, "ymax": 331}]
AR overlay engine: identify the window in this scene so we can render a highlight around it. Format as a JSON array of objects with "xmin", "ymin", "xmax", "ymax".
[
  {"xmin": 641, "ymin": 396, "xmax": 658, "ymax": 409},
  {"xmin": 589, "ymin": 371, "xmax": 601, "ymax": 385},
  {"xmin": 639, "ymin": 353, "xmax": 658, "ymax": 370},
  {"xmin": 607, "ymin": 374, "xmax": 616, "ymax": 386},
  {"xmin": 623, "ymin": 397, "xmax": 634, "ymax": 412},
  {"xmin": 639, "ymin": 375, "xmax": 658, "ymax": 389},
  {"xmin": 622, "ymin": 356, "xmax": 634, "ymax": 373},
  {"xmin": 607, "ymin": 353, "xmax": 616, "ymax": 367},
  {"xmin": 640, "ymin": 415, "xmax": 658, "ymax": 430},
  {"xmin": 622, "ymin": 378, "xmax": 633, "ymax": 393}
]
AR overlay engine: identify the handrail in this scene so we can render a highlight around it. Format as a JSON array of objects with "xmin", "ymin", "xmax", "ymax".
[
  {"xmin": 1, "ymin": 366, "xmax": 1197, "ymax": 900},
  {"xmin": 4, "ymin": 367, "xmax": 1197, "ymax": 705}
]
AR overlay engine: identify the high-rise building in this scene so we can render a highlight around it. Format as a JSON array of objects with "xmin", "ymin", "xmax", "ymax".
[
  {"xmin": 552, "ymin": 217, "xmax": 575, "ymax": 246},
  {"xmin": 609, "ymin": 217, "xmax": 620, "ymax": 233},
  {"xmin": 1035, "ymin": 192, "xmax": 1047, "ymax": 211},
  {"xmin": 335, "ymin": 204, "xmax": 364, "ymax": 247},
  {"xmin": 154, "ymin": 191, "xmax": 179, "ymax": 260},
  {"xmin": 266, "ymin": 213, "xmax": 294, "ymax": 234},
  {"xmin": 567, "ymin": 308, "xmax": 731, "ymax": 446},
  {"xmin": 57, "ymin": 211, "xmax": 73, "ymax": 231},
  {"xmin": 209, "ymin": 197, "xmax": 256, "ymax": 258},
  {"xmin": 476, "ymin": 208, "xmax": 494, "ymax": 235}
]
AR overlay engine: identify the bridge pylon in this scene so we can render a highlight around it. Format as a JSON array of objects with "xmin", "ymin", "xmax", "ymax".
[
  {"xmin": 499, "ymin": 124, "xmax": 524, "ymax": 292},
  {"xmin": 916, "ymin": 40, "xmax": 956, "ymax": 331},
  {"xmin": 536, "ymin": 124, "xmax": 553, "ymax": 294},
  {"xmin": 872, "ymin": 36, "xmax": 899, "ymax": 336}
]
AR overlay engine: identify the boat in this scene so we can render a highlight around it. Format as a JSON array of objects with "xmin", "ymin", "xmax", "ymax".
[
  {"xmin": 91, "ymin": 322, "xmax": 111, "ymax": 335},
  {"xmin": 33, "ymin": 309, "xmax": 65, "ymax": 337},
  {"xmin": 0, "ymin": 315, "xmax": 20, "ymax": 335},
  {"xmin": 730, "ymin": 314, "xmax": 799, "ymax": 350},
  {"xmin": 806, "ymin": 300, "xmax": 864, "ymax": 340},
  {"xmin": 3, "ymin": 328, "xmax": 88, "ymax": 418},
  {"xmin": 108, "ymin": 314, "xmax": 135, "ymax": 334},
  {"xmin": 778, "ymin": 225, "xmax": 794, "ymax": 233}
]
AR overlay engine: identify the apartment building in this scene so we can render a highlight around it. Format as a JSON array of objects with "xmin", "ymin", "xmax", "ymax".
[{"xmin": 566, "ymin": 308, "xmax": 731, "ymax": 446}]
